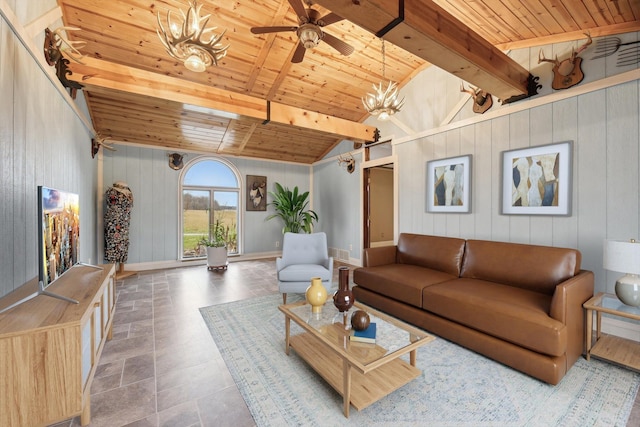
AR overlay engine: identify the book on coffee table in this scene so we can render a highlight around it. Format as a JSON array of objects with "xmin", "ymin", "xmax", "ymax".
[{"xmin": 350, "ymin": 323, "xmax": 376, "ymax": 344}]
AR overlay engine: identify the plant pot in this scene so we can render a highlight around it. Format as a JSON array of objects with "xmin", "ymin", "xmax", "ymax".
[{"xmin": 206, "ymin": 246, "xmax": 228, "ymax": 270}]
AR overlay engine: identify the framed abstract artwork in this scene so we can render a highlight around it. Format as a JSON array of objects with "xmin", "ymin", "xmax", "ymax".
[
  {"xmin": 426, "ymin": 155, "xmax": 472, "ymax": 213},
  {"xmin": 501, "ymin": 141, "xmax": 573, "ymax": 215},
  {"xmin": 246, "ymin": 175, "xmax": 267, "ymax": 211}
]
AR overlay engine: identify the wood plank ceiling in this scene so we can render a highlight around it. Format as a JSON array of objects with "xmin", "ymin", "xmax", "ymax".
[{"xmin": 56, "ymin": 0, "xmax": 640, "ymax": 164}]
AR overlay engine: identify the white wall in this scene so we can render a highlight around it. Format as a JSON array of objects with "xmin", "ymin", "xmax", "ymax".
[
  {"xmin": 101, "ymin": 146, "xmax": 312, "ymax": 264},
  {"xmin": 367, "ymin": 34, "xmax": 640, "ymax": 296},
  {"xmin": 0, "ymin": 2, "xmax": 97, "ymax": 298}
]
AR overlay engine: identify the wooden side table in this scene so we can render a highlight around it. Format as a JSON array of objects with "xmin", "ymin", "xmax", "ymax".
[{"xmin": 583, "ymin": 292, "xmax": 640, "ymax": 371}]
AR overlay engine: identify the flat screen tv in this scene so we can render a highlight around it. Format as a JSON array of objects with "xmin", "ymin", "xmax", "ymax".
[
  {"xmin": 0, "ymin": 186, "xmax": 96, "ymax": 314},
  {"xmin": 38, "ymin": 185, "xmax": 80, "ymax": 287}
]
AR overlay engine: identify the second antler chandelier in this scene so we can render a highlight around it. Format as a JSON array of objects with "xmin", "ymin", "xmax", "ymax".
[
  {"xmin": 362, "ymin": 38, "xmax": 405, "ymax": 121},
  {"xmin": 157, "ymin": 0, "xmax": 229, "ymax": 72}
]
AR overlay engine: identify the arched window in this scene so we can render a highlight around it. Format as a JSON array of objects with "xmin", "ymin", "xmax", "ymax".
[{"xmin": 179, "ymin": 157, "xmax": 241, "ymax": 259}]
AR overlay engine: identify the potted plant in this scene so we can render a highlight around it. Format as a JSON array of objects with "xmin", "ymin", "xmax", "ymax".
[
  {"xmin": 199, "ymin": 220, "xmax": 228, "ymax": 270},
  {"xmin": 266, "ymin": 182, "xmax": 318, "ymax": 234}
]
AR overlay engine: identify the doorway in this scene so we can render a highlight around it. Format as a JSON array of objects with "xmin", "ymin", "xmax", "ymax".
[{"xmin": 362, "ymin": 141, "xmax": 396, "ymax": 250}]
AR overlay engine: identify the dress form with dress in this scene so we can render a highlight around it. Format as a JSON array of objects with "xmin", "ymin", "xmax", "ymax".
[{"xmin": 104, "ymin": 181, "xmax": 135, "ymax": 279}]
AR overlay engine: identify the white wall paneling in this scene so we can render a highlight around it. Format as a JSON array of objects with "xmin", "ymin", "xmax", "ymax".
[
  {"xmin": 101, "ymin": 147, "xmax": 311, "ymax": 265},
  {"xmin": 0, "ymin": 2, "xmax": 97, "ymax": 298}
]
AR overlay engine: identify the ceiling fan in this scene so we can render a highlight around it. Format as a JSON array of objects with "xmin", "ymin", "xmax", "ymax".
[{"xmin": 250, "ymin": 0, "xmax": 354, "ymax": 63}]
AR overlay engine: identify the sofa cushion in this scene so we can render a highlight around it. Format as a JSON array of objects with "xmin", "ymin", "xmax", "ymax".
[
  {"xmin": 397, "ymin": 233, "xmax": 466, "ymax": 277},
  {"xmin": 422, "ymin": 278, "xmax": 566, "ymax": 356},
  {"xmin": 460, "ymin": 240, "xmax": 581, "ymax": 295},
  {"xmin": 354, "ymin": 264, "xmax": 457, "ymax": 308}
]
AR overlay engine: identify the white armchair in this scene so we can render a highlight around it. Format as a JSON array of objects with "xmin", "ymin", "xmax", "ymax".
[{"xmin": 277, "ymin": 232, "xmax": 333, "ymax": 304}]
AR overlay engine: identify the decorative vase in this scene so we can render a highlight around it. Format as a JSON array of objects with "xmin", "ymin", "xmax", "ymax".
[
  {"xmin": 333, "ymin": 267, "xmax": 354, "ymax": 312},
  {"xmin": 351, "ymin": 310, "xmax": 370, "ymax": 331},
  {"xmin": 306, "ymin": 277, "xmax": 327, "ymax": 314}
]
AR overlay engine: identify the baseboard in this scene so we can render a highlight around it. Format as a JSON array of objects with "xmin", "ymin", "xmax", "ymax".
[{"xmin": 117, "ymin": 251, "xmax": 283, "ymax": 272}]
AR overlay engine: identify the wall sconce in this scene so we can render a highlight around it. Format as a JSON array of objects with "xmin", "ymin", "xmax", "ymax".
[{"xmin": 603, "ymin": 239, "xmax": 640, "ymax": 306}]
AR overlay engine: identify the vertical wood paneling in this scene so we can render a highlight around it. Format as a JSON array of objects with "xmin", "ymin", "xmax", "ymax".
[
  {"xmin": 491, "ymin": 116, "xmax": 510, "ymax": 242},
  {"xmin": 391, "ymin": 39, "xmax": 640, "ymax": 295},
  {"xmin": 528, "ymin": 104, "xmax": 554, "ymax": 245},
  {"xmin": 605, "ymin": 82, "xmax": 640, "ymax": 290},
  {"xmin": 606, "ymin": 82, "xmax": 639, "ymax": 238},
  {"xmin": 314, "ymin": 158, "xmax": 360, "ymax": 256},
  {"xmin": 551, "ymin": 98, "xmax": 579, "ymax": 248},
  {"xmin": 1, "ymin": 6, "xmax": 96, "ymax": 298},
  {"xmin": 101, "ymin": 148, "xmax": 311, "ymax": 262},
  {"xmin": 577, "ymin": 90, "xmax": 608, "ymax": 290},
  {"xmin": 127, "ymin": 146, "xmax": 143, "ymax": 262},
  {"xmin": 12, "ymin": 43, "xmax": 27, "ymax": 282},
  {"xmin": 473, "ymin": 120, "xmax": 493, "ymax": 240},
  {"xmin": 396, "ymin": 142, "xmax": 416, "ymax": 234},
  {"xmin": 137, "ymin": 148, "xmax": 154, "ymax": 261},
  {"xmin": 459, "ymin": 126, "xmax": 475, "ymax": 237},
  {"xmin": 0, "ymin": 16, "xmax": 15, "ymax": 296}
]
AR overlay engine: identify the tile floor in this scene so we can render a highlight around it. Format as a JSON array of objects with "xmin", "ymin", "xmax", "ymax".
[{"xmin": 50, "ymin": 259, "xmax": 640, "ymax": 427}]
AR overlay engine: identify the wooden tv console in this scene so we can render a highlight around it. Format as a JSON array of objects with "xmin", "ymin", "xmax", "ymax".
[{"xmin": 0, "ymin": 264, "xmax": 116, "ymax": 427}]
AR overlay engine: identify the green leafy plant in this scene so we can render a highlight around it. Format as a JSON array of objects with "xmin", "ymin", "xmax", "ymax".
[
  {"xmin": 266, "ymin": 183, "xmax": 318, "ymax": 234},
  {"xmin": 198, "ymin": 219, "xmax": 227, "ymax": 248}
]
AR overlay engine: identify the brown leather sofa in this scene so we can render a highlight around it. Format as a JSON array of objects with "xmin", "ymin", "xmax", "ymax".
[{"xmin": 353, "ymin": 233, "xmax": 594, "ymax": 384}]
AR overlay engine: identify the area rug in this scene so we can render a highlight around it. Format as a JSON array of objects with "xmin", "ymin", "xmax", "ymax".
[{"xmin": 200, "ymin": 294, "xmax": 640, "ymax": 427}]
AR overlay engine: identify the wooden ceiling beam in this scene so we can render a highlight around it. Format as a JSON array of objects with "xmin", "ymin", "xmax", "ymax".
[
  {"xmin": 64, "ymin": 56, "xmax": 377, "ymax": 142},
  {"xmin": 315, "ymin": 0, "xmax": 533, "ymax": 100}
]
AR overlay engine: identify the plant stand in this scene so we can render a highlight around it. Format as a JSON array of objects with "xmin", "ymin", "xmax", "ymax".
[{"xmin": 206, "ymin": 246, "xmax": 228, "ymax": 272}]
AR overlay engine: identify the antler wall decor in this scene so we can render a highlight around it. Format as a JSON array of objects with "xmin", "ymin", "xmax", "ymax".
[
  {"xmin": 43, "ymin": 27, "xmax": 86, "ymax": 98},
  {"xmin": 460, "ymin": 82, "xmax": 493, "ymax": 114},
  {"xmin": 91, "ymin": 134, "xmax": 116, "ymax": 158},
  {"xmin": 168, "ymin": 153, "xmax": 186, "ymax": 170},
  {"xmin": 337, "ymin": 153, "xmax": 355, "ymax": 174},
  {"xmin": 538, "ymin": 33, "xmax": 592, "ymax": 90}
]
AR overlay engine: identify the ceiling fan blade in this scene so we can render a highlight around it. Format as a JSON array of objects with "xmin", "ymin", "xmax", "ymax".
[
  {"xmin": 288, "ymin": 0, "xmax": 308, "ymax": 21},
  {"xmin": 291, "ymin": 42, "xmax": 306, "ymax": 63},
  {"xmin": 321, "ymin": 32, "xmax": 354, "ymax": 56},
  {"xmin": 251, "ymin": 26, "xmax": 298, "ymax": 34},
  {"xmin": 318, "ymin": 12, "xmax": 344, "ymax": 27}
]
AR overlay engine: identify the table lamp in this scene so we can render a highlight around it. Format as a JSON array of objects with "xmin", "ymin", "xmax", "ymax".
[{"xmin": 603, "ymin": 239, "xmax": 640, "ymax": 306}]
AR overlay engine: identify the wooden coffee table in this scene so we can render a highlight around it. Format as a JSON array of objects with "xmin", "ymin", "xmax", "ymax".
[{"xmin": 279, "ymin": 300, "xmax": 434, "ymax": 417}]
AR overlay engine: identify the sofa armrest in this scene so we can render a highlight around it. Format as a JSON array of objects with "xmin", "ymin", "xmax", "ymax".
[
  {"xmin": 549, "ymin": 270, "xmax": 594, "ymax": 365},
  {"xmin": 549, "ymin": 270, "xmax": 594, "ymax": 323},
  {"xmin": 362, "ymin": 246, "xmax": 397, "ymax": 267},
  {"xmin": 276, "ymin": 257, "xmax": 284, "ymax": 273}
]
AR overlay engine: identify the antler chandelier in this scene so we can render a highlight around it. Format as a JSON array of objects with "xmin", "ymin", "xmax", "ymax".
[
  {"xmin": 156, "ymin": 0, "xmax": 229, "ymax": 72},
  {"xmin": 362, "ymin": 39, "xmax": 405, "ymax": 121}
]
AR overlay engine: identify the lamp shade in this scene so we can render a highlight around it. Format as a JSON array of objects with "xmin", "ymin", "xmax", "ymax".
[{"xmin": 603, "ymin": 239, "xmax": 640, "ymax": 274}]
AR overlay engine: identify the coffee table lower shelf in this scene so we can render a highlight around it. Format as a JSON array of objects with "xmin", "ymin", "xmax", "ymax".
[
  {"xmin": 289, "ymin": 332, "xmax": 421, "ymax": 413},
  {"xmin": 589, "ymin": 334, "xmax": 640, "ymax": 371}
]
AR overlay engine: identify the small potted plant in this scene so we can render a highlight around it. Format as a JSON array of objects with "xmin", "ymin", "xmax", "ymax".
[{"xmin": 199, "ymin": 220, "xmax": 228, "ymax": 270}]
